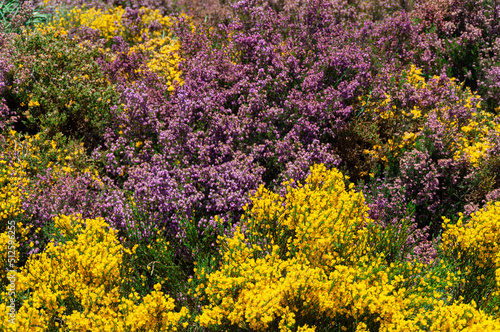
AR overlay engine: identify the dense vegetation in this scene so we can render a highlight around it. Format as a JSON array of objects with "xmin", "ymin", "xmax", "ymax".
[{"xmin": 1, "ymin": 0, "xmax": 500, "ymax": 330}]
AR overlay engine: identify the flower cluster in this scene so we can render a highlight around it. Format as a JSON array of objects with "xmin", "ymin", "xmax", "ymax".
[
  {"xmin": 442, "ymin": 201, "xmax": 500, "ymax": 303},
  {"xmin": 39, "ymin": 4, "xmax": 188, "ymax": 87},
  {"xmin": 1, "ymin": 214, "xmax": 189, "ymax": 331},
  {"xmin": 354, "ymin": 63, "xmax": 500, "ymax": 236},
  {"xmin": 197, "ymin": 164, "xmax": 500, "ymax": 331},
  {"xmin": 0, "ymin": 130, "xmax": 31, "ymax": 222}
]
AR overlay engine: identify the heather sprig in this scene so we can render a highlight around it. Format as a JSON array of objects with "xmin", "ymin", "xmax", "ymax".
[{"xmin": 0, "ymin": 0, "xmax": 50, "ymax": 33}]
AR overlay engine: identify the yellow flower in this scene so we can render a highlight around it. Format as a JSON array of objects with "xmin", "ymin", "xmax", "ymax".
[
  {"xmin": 35, "ymin": 5, "xmax": 189, "ymax": 91},
  {"xmin": 410, "ymin": 106, "xmax": 421, "ymax": 118},
  {"xmin": 28, "ymin": 100, "xmax": 40, "ymax": 107},
  {"xmin": 442, "ymin": 201, "xmax": 500, "ymax": 280},
  {"xmin": 10, "ymin": 214, "xmax": 188, "ymax": 331}
]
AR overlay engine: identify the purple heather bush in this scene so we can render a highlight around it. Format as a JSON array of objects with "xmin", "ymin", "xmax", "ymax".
[
  {"xmin": 98, "ymin": 0, "xmax": 378, "ymax": 241},
  {"xmin": 20, "ymin": 170, "xmax": 134, "ymax": 254},
  {"xmin": 83, "ymin": 0, "xmax": 500, "ymax": 263},
  {"xmin": 411, "ymin": 0, "xmax": 500, "ymax": 111},
  {"xmin": 97, "ymin": 36, "xmax": 147, "ymax": 84},
  {"xmin": 0, "ymin": 34, "xmax": 16, "ymax": 131}
]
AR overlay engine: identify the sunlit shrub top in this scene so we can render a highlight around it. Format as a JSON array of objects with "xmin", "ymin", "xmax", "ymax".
[
  {"xmin": 3, "ymin": 214, "xmax": 189, "ymax": 331},
  {"xmin": 442, "ymin": 201, "xmax": 500, "ymax": 287},
  {"xmin": 195, "ymin": 164, "xmax": 500, "ymax": 331},
  {"xmin": 245, "ymin": 163, "xmax": 374, "ymax": 268},
  {"xmin": 361, "ymin": 64, "xmax": 500, "ymax": 169},
  {"xmin": 1, "ymin": 1, "xmax": 500, "ymax": 330},
  {"xmin": 35, "ymin": 5, "xmax": 189, "ymax": 89}
]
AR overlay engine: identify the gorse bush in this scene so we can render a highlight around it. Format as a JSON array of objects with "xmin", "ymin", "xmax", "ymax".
[
  {"xmin": 195, "ymin": 165, "xmax": 500, "ymax": 331},
  {"xmin": 3, "ymin": 165, "xmax": 500, "ymax": 331},
  {"xmin": 1, "ymin": 0, "xmax": 500, "ymax": 330},
  {"xmin": 441, "ymin": 201, "xmax": 500, "ymax": 308},
  {"xmin": 0, "ymin": 214, "xmax": 189, "ymax": 331},
  {"xmin": 4, "ymin": 28, "xmax": 122, "ymax": 149}
]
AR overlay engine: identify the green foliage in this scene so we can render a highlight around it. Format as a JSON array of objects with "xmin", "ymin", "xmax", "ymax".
[
  {"xmin": 0, "ymin": 0, "xmax": 22, "ymax": 30},
  {"xmin": 0, "ymin": 0, "xmax": 50, "ymax": 33},
  {"xmin": 121, "ymin": 200, "xmax": 224, "ymax": 321},
  {"xmin": 369, "ymin": 214, "xmax": 421, "ymax": 264},
  {"xmin": 3, "ymin": 28, "xmax": 122, "ymax": 150}
]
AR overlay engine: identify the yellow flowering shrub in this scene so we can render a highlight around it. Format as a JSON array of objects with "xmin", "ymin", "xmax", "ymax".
[
  {"xmin": 442, "ymin": 201, "xmax": 500, "ymax": 269},
  {"xmin": 360, "ymin": 64, "xmax": 500, "ymax": 169},
  {"xmin": 409, "ymin": 301, "xmax": 500, "ymax": 331},
  {"xmin": 130, "ymin": 35, "xmax": 184, "ymax": 92},
  {"xmin": 441, "ymin": 201, "xmax": 500, "ymax": 295},
  {"xmin": 36, "ymin": 6, "xmax": 126, "ymax": 41},
  {"xmin": 36, "ymin": 5, "xmax": 191, "ymax": 88},
  {"xmin": 196, "ymin": 165, "xmax": 397, "ymax": 330},
  {"xmin": 197, "ymin": 233, "xmax": 409, "ymax": 331},
  {"xmin": 0, "ymin": 130, "xmax": 31, "ymax": 222},
  {"xmin": 247, "ymin": 163, "xmax": 374, "ymax": 269},
  {"xmin": 68, "ymin": 6, "xmax": 126, "ymax": 40},
  {"xmin": 0, "ymin": 130, "xmax": 101, "ymax": 195},
  {"xmin": 452, "ymin": 111, "xmax": 500, "ymax": 167},
  {"xmin": 195, "ymin": 164, "xmax": 500, "ymax": 330},
  {"xmin": 0, "ymin": 214, "xmax": 188, "ymax": 331}
]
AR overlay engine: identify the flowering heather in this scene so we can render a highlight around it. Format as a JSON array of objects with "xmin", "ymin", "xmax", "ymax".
[
  {"xmin": 101, "ymin": 0, "xmax": 377, "ymax": 238},
  {"xmin": 1, "ymin": 0, "xmax": 500, "ymax": 330},
  {"xmin": 0, "ymin": 34, "xmax": 15, "ymax": 132}
]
